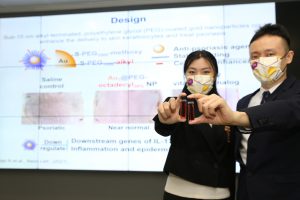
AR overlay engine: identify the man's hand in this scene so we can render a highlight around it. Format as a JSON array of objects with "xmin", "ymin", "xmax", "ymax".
[
  {"xmin": 157, "ymin": 93, "xmax": 187, "ymax": 124},
  {"xmin": 187, "ymin": 93, "xmax": 250, "ymax": 127}
]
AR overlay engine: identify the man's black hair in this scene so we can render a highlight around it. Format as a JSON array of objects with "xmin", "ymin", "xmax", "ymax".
[{"xmin": 249, "ymin": 23, "xmax": 291, "ymax": 49}]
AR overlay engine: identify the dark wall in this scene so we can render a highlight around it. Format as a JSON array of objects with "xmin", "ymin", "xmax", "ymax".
[
  {"xmin": 0, "ymin": 170, "xmax": 166, "ymax": 200},
  {"xmin": 277, "ymin": 1, "xmax": 300, "ymax": 78}
]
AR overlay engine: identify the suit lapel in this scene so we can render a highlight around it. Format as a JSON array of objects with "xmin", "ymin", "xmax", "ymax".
[
  {"xmin": 238, "ymin": 89, "xmax": 259, "ymax": 110},
  {"xmin": 235, "ymin": 89, "xmax": 259, "ymax": 162},
  {"xmin": 267, "ymin": 76, "xmax": 296, "ymax": 102}
]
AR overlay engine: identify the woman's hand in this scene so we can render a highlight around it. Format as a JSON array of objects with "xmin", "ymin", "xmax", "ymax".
[{"xmin": 157, "ymin": 93, "xmax": 187, "ymax": 124}]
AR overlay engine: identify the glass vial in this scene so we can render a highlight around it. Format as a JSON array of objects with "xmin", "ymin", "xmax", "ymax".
[
  {"xmin": 179, "ymin": 98, "xmax": 187, "ymax": 118},
  {"xmin": 187, "ymin": 101, "xmax": 195, "ymax": 121}
]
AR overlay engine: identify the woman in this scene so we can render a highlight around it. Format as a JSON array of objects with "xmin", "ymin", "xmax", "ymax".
[{"xmin": 153, "ymin": 50, "xmax": 235, "ymax": 200}]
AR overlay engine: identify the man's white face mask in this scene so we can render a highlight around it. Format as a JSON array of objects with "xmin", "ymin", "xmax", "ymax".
[
  {"xmin": 186, "ymin": 75, "xmax": 214, "ymax": 94},
  {"xmin": 251, "ymin": 56, "xmax": 286, "ymax": 83}
]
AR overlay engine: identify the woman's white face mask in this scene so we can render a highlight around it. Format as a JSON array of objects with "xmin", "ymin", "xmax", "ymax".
[
  {"xmin": 186, "ymin": 74, "xmax": 214, "ymax": 94},
  {"xmin": 250, "ymin": 56, "xmax": 286, "ymax": 83}
]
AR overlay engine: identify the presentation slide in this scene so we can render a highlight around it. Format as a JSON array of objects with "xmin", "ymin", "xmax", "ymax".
[{"xmin": 0, "ymin": 2, "xmax": 275, "ymax": 171}]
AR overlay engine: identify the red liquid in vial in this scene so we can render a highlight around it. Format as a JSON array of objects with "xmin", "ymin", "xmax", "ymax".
[
  {"xmin": 188, "ymin": 101, "xmax": 195, "ymax": 120},
  {"xmin": 179, "ymin": 99, "xmax": 187, "ymax": 118}
]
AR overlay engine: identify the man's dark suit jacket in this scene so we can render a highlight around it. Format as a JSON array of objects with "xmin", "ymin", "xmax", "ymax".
[{"xmin": 235, "ymin": 75, "xmax": 300, "ymax": 200}]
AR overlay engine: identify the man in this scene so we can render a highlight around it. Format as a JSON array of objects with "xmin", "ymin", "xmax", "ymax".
[{"xmin": 187, "ymin": 23, "xmax": 300, "ymax": 200}]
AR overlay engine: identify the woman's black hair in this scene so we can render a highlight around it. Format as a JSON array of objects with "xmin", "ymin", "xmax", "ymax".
[{"xmin": 183, "ymin": 50, "xmax": 219, "ymax": 95}]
